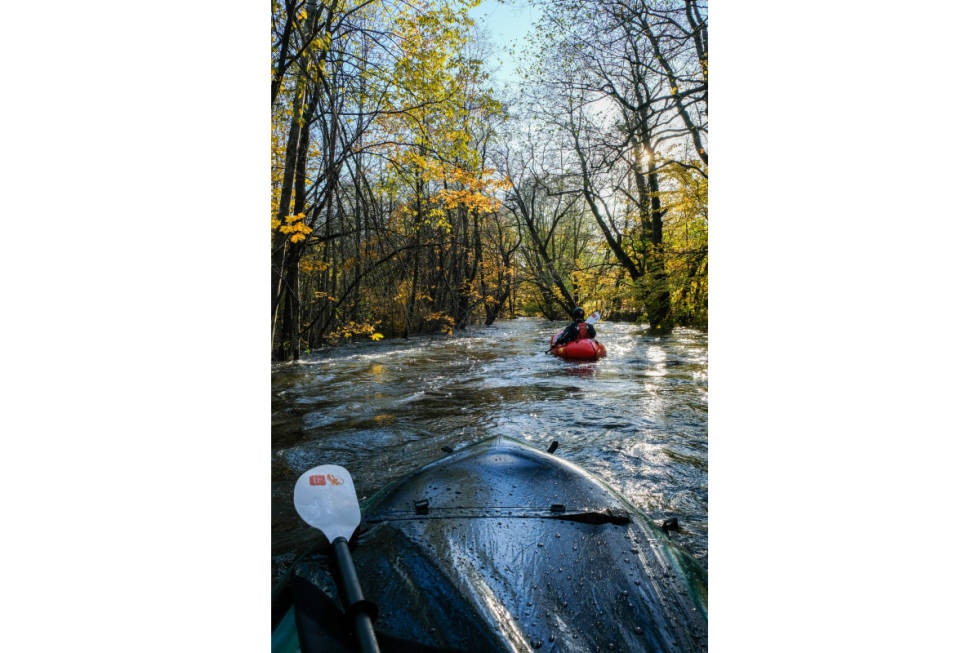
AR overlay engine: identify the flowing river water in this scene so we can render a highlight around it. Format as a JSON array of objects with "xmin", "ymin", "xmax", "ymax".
[{"xmin": 272, "ymin": 317, "xmax": 707, "ymax": 587}]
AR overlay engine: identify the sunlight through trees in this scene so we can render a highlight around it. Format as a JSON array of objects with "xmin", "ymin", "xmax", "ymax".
[{"xmin": 272, "ymin": 0, "xmax": 707, "ymax": 360}]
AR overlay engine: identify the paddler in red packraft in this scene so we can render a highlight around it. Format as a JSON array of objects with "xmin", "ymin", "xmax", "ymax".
[{"xmin": 553, "ymin": 307, "xmax": 596, "ymax": 346}]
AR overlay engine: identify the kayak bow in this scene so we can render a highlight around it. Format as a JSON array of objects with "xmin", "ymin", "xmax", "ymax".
[{"xmin": 273, "ymin": 436, "xmax": 707, "ymax": 652}]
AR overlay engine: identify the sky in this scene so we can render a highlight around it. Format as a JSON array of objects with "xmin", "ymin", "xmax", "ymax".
[{"xmin": 468, "ymin": 0, "xmax": 542, "ymax": 88}]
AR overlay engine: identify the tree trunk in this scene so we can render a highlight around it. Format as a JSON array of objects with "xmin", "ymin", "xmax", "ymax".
[
  {"xmin": 639, "ymin": 157, "xmax": 672, "ymax": 332},
  {"xmin": 272, "ymin": 83, "xmax": 305, "ymax": 358}
]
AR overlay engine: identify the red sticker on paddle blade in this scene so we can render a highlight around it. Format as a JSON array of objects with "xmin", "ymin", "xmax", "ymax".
[{"xmin": 309, "ymin": 475, "xmax": 326, "ymax": 486}]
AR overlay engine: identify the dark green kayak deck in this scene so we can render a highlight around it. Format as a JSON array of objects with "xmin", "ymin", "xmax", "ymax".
[{"xmin": 275, "ymin": 436, "xmax": 707, "ymax": 652}]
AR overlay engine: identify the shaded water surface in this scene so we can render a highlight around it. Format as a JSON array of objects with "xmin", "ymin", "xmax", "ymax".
[{"xmin": 272, "ymin": 317, "xmax": 707, "ymax": 584}]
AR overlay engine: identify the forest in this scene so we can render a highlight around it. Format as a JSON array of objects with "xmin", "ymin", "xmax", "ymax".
[{"xmin": 272, "ymin": 0, "xmax": 707, "ymax": 361}]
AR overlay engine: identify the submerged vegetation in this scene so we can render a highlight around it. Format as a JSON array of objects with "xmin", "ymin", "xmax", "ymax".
[{"xmin": 272, "ymin": 0, "xmax": 707, "ymax": 360}]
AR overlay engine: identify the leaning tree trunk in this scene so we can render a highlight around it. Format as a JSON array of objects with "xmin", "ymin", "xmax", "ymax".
[
  {"xmin": 272, "ymin": 83, "xmax": 306, "ymax": 358},
  {"xmin": 273, "ymin": 70, "xmax": 320, "ymax": 361}
]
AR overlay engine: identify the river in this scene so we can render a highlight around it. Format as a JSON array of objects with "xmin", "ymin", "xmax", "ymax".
[{"xmin": 272, "ymin": 317, "xmax": 707, "ymax": 587}]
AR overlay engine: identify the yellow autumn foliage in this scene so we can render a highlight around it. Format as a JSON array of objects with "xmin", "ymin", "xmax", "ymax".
[
  {"xmin": 325, "ymin": 321, "xmax": 384, "ymax": 345},
  {"xmin": 274, "ymin": 213, "xmax": 313, "ymax": 243},
  {"xmin": 299, "ymin": 256, "xmax": 329, "ymax": 274}
]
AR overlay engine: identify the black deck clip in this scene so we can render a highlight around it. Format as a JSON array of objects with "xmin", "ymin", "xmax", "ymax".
[
  {"xmin": 661, "ymin": 517, "xmax": 679, "ymax": 533},
  {"xmin": 414, "ymin": 499, "xmax": 430, "ymax": 515},
  {"xmin": 547, "ymin": 440, "xmax": 559, "ymax": 454},
  {"xmin": 549, "ymin": 503, "xmax": 566, "ymax": 513}
]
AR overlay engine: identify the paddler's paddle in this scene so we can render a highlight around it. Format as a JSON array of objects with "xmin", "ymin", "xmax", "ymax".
[
  {"xmin": 546, "ymin": 311, "xmax": 601, "ymax": 353},
  {"xmin": 294, "ymin": 465, "xmax": 381, "ymax": 653}
]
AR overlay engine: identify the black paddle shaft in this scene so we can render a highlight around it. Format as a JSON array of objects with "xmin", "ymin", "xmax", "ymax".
[{"xmin": 332, "ymin": 537, "xmax": 381, "ymax": 653}]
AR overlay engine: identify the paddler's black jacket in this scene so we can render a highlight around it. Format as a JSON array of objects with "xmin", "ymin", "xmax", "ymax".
[{"xmin": 554, "ymin": 319, "xmax": 595, "ymax": 346}]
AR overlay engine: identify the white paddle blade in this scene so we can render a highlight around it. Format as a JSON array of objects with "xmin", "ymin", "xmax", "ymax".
[
  {"xmin": 293, "ymin": 464, "xmax": 361, "ymax": 542},
  {"xmin": 586, "ymin": 311, "xmax": 601, "ymax": 325}
]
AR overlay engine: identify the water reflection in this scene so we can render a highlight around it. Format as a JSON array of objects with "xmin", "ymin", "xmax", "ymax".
[{"xmin": 557, "ymin": 363, "xmax": 600, "ymax": 377}]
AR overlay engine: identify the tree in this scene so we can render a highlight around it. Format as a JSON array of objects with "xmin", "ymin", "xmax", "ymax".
[
  {"xmin": 519, "ymin": 0, "xmax": 708, "ymax": 331},
  {"xmin": 270, "ymin": 0, "xmax": 707, "ymax": 359},
  {"xmin": 494, "ymin": 115, "xmax": 602, "ymax": 320},
  {"xmin": 271, "ymin": 0, "xmax": 508, "ymax": 359}
]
